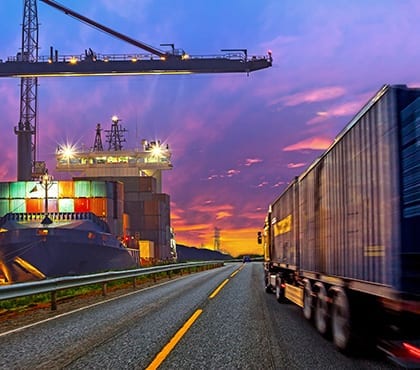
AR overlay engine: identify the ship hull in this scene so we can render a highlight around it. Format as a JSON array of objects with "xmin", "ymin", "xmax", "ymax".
[{"xmin": 0, "ymin": 226, "xmax": 136, "ymax": 283}]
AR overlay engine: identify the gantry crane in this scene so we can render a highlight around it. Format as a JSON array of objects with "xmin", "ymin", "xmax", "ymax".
[{"xmin": 3, "ymin": 0, "xmax": 272, "ymax": 180}]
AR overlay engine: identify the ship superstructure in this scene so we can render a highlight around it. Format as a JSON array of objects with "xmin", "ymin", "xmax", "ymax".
[{"xmin": 55, "ymin": 116, "xmax": 175, "ymax": 263}]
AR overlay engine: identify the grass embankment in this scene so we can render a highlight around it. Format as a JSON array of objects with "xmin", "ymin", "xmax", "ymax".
[{"xmin": 0, "ymin": 268, "xmax": 194, "ymax": 314}]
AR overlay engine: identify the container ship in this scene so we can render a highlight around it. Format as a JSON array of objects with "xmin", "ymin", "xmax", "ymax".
[
  {"xmin": 0, "ymin": 211, "xmax": 137, "ymax": 283},
  {"xmin": 0, "ymin": 117, "xmax": 176, "ymax": 284}
]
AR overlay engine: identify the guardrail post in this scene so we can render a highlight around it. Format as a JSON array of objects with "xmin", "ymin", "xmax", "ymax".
[
  {"xmin": 51, "ymin": 290, "xmax": 57, "ymax": 311},
  {"xmin": 167, "ymin": 270, "xmax": 171, "ymax": 279},
  {"xmin": 102, "ymin": 282, "xmax": 107, "ymax": 296},
  {"xmin": 133, "ymin": 277, "xmax": 137, "ymax": 289},
  {"xmin": 153, "ymin": 273, "xmax": 156, "ymax": 283}
]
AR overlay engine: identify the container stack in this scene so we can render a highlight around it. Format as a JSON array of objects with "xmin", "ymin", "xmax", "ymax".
[{"xmin": 0, "ymin": 180, "xmax": 124, "ymax": 236}]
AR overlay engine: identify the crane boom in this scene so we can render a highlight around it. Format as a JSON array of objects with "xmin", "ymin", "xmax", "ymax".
[
  {"xmin": 0, "ymin": 54, "xmax": 272, "ymax": 78},
  {"xmin": 39, "ymin": 0, "xmax": 166, "ymax": 57},
  {"xmin": 0, "ymin": 0, "xmax": 272, "ymax": 78}
]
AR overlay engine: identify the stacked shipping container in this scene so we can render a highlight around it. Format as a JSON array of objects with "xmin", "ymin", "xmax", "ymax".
[
  {"xmin": 74, "ymin": 176, "xmax": 172, "ymax": 262},
  {"xmin": 0, "ymin": 180, "xmax": 124, "ymax": 237}
]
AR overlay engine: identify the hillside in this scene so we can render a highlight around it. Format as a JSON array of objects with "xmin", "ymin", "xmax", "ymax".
[{"xmin": 176, "ymin": 244, "xmax": 233, "ymax": 262}]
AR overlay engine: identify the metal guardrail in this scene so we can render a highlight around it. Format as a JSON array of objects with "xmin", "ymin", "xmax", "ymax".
[{"xmin": 0, "ymin": 261, "xmax": 223, "ymax": 310}]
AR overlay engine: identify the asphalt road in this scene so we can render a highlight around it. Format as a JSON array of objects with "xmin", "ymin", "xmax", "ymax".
[{"xmin": 0, "ymin": 262, "xmax": 395, "ymax": 369}]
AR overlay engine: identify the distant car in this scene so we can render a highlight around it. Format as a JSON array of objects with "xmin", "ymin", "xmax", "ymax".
[{"xmin": 243, "ymin": 255, "xmax": 251, "ymax": 263}]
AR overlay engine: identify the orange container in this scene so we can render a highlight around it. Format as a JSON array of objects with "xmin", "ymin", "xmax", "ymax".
[
  {"xmin": 74, "ymin": 198, "xmax": 90, "ymax": 212},
  {"xmin": 58, "ymin": 181, "xmax": 75, "ymax": 198},
  {"xmin": 90, "ymin": 198, "xmax": 107, "ymax": 217}
]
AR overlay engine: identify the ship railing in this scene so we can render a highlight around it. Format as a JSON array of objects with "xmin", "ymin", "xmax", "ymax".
[
  {"xmin": 0, "ymin": 212, "xmax": 110, "ymax": 233},
  {"xmin": 0, "ymin": 261, "xmax": 225, "ymax": 310}
]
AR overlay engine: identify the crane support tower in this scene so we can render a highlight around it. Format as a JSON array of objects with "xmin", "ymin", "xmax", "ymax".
[{"xmin": 15, "ymin": 0, "xmax": 39, "ymax": 180}]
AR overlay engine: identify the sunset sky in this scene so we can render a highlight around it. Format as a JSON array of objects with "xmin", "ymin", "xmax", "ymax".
[{"xmin": 0, "ymin": 0, "xmax": 419, "ymax": 257}]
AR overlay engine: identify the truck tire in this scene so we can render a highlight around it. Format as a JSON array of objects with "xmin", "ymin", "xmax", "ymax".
[
  {"xmin": 331, "ymin": 288, "xmax": 352, "ymax": 352},
  {"xmin": 314, "ymin": 283, "xmax": 329, "ymax": 336},
  {"xmin": 302, "ymin": 279, "xmax": 312, "ymax": 320},
  {"xmin": 275, "ymin": 275, "xmax": 285, "ymax": 303},
  {"xmin": 264, "ymin": 274, "xmax": 272, "ymax": 293}
]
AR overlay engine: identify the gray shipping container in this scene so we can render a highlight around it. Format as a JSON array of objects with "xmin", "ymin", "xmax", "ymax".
[
  {"xmin": 269, "ymin": 85, "xmax": 420, "ymax": 297},
  {"xmin": 298, "ymin": 85, "xmax": 420, "ymax": 295}
]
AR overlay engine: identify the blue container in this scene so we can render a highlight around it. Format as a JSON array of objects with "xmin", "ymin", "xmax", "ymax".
[
  {"xmin": 0, "ymin": 199, "xmax": 10, "ymax": 216},
  {"xmin": 91, "ymin": 181, "xmax": 107, "ymax": 197},
  {"xmin": 0, "ymin": 182, "xmax": 10, "ymax": 199}
]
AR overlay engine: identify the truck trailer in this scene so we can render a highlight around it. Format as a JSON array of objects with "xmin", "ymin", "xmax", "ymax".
[{"xmin": 260, "ymin": 85, "xmax": 419, "ymax": 367}]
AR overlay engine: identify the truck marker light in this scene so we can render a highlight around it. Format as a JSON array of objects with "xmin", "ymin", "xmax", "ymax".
[{"xmin": 403, "ymin": 342, "xmax": 420, "ymax": 358}]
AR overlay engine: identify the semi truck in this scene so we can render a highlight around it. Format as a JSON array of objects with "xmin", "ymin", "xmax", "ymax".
[{"xmin": 260, "ymin": 85, "xmax": 419, "ymax": 367}]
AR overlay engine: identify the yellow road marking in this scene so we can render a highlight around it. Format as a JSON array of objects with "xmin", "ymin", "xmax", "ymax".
[
  {"xmin": 146, "ymin": 309, "xmax": 203, "ymax": 370},
  {"xmin": 230, "ymin": 270, "xmax": 239, "ymax": 278},
  {"xmin": 209, "ymin": 278, "xmax": 229, "ymax": 299}
]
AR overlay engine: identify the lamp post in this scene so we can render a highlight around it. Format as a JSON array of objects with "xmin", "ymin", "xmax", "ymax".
[{"xmin": 40, "ymin": 169, "xmax": 53, "ymax": 225}]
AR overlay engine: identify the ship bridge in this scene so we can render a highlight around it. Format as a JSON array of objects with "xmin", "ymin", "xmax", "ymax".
[{"xmin": 55, "ymin": 118, "xmax": 172, "ymax": 192}]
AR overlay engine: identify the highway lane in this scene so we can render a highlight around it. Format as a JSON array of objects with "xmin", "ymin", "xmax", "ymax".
[
  {"xmin": 160, "ymin": 263, "xmax": 395, "ymax": 370},
  {"xmin": 0, "ymin": 262, "xmax": 395, "ymax": 369},
  {"xmin": 0, "ymin": 263, "xmax": 239, "ymax": 369}
]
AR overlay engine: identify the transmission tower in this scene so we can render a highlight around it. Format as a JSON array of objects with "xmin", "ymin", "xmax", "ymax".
[
  {"xmin": 15, "ymin": 0, "xmax": 39, "ymax": 180},
  {"xmin": 213, "ymin": 227, "xmax": 221, "ymax": 251},
  {"xmin": 91, "ymin": 123, "xmax": 104, "ymax": 151},
  {"xmin": 105, "ymin": 116, "xmax": 127, "ymax": 151}
]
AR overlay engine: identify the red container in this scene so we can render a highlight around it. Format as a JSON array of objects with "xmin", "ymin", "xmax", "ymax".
[{"xmin": 74, "ymin": 198, "xmax": 90, "ymax": 212}]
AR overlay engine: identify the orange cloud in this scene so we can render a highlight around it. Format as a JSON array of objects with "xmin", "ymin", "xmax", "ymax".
[
  {"xmin": 216, "ymin": 211, "xmax": 232, "ymax": 219},
  {"xmin": 283, "ymin": 137, "xmax": 332, "ymax": 151}
]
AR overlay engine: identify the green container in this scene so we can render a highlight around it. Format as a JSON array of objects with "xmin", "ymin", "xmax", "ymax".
[
  {"xmin": 91, "ymin": 181, "xmax": 107, "ymax": 197},
  {"xmin": 0, "ymin": 199, "xmax": 10, "ymax": 216},
  {"xmin": 10, "ymin": 199, "xmax": 26, "ymax": 213},
  {"xmin": 58, "ymin": 198, "xmax": 74, "ymax": 212},
  {"xmin": 0, "ymin": 183, "xmax": 10, "ymax": 199},
  {"xmin": 10, "ymin": 182, "xmax": 27, "ymax": 198},
  {"xmin": 75, "ymin": 181, "xmax": 91, "ymax": 198}
]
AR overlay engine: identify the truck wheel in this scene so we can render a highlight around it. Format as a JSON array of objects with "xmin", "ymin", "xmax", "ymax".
[
  {"xmin": 264, "ymin": 275, "xmax": 272, "ymax": 293},
  {"xmin": 302, "ymin": 279, "xmax": 312, "ymax": 320},
  {"xmin": 331, "ymin": 288, "xmax": 352, "ymax": 352},
  {"xmin": 314, "ymin": 283, "xmax": 329, "ymax": 336},
  {"xmin": 275, "ymin": 275, "xmax": 284, "ymax": 303}
]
